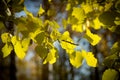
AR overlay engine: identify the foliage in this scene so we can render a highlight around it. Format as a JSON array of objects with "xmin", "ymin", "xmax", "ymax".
[
  {"xmin": 0, "ymin": 0, "xmax": 120, "ymax": 79},
  {"xmin": 102, "ymin": 69, "xmax": 119, "ymax": 80}
]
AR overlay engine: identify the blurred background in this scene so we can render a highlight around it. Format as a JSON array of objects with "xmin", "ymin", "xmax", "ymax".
[{"xmin": 0, "ymin": 0, "xmax": 118, "ymax": 80}]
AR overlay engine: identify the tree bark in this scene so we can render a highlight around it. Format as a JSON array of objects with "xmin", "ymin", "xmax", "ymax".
[{"xmin": 10, "ymin": 51, "xmax": 17, "ymax": 80}]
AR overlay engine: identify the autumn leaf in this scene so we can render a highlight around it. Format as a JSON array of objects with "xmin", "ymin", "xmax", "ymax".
[
  {"xmin": 70, "ymin": 51, "xmax": 83, "ymax": 68},
  {"xmin": 2, "ymin": 43, "xmax": 13, "ymax": 58},
  {"xmin": 84, "ymin": 29, "xmax": 101, "ymax": 46},
  {"xmin": 43, "ymin": 48, "xmax": 57, "ymax": 64},
  {"xmin": 60, "ymin": 31, "xmax": 76, "ymax": 54},
  {"xmin": 11, "ymin": 36, "xmax": 26, "ymax": 59},
  {"xmin": 82, "ymin": 50, "xmax": 97, "ymax": 67}
]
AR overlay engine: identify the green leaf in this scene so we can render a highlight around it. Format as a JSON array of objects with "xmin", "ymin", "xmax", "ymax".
[
  {"xmin": 35, "ymin": 32, "xmax": 45, "ymax": 44},
  {"xmin": 104, "ymin": 2, "xmax": 113, "ymax": 11},
  {"xmin": 12, "ymin": 0, "xmax": 24, "ymax": 12},
  {"xmin": 99, "ymin": 11, "xmax": 116, "ymax": 26},
  {"xmin": 17, "ymin": 22, "xmax": 28, "ymax": 32},
  {"xmin": 47, "ymin": 9, "xmax": 56, "ymax": 17},
  {"xmin": 70, "ymin": 51, "xmax": 83, "ymax": 68},
  {"xmin": 110, "ymin": 42, "xmax": 120, "ymax": 54},
  {"xmin": 43, "ymin": 48, "xmax": 57, "ymax": 64},
  {"xmin": 114, "ymin": 17, "xmax": 120, "ymax": 25},
  {"xmin": 11, "ymin": 36, "xmax": 26, "ymax": 59},
  {"xmin": 2, "ymin": 43, "xmax": 13, "ymax": 58},
  {"xmin": 84, "ymin": 29, "xmax": 101, "ymax": 46},
  {"xmin": 1, "ymin": 33, "xmax": 11, "ymax": 43},
  {"xmin": 0, "ymin": 22, "xmax": 5, "ymax": 30},
  {"xmin": 82, "ymin": 50, "xmax": 97, "ymax": 67},
  {"xmin": 72, "ymin": 7, "xmax": 86, "ymax": 23},
  {"xmin": 35, "ymin": 45, "xmax": 48, "ymax": 59},
  {"xmin": 24, "ymin": 8, "xmax": 43, "ymax": 32},
  {"xmin": 115, "ymin": 0, "xmax": 120, "ymax": 12},
  {"xmin": 102, "ymin": 69, "xmax": 119, "ymax": 80},
  {"xmin": 103, "ymin": 53, "xmax": 118, "ymax": 68}
]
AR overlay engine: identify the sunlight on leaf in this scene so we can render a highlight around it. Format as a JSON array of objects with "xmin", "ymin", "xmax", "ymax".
[
  {"xmin": 84, "ymin": 29, "xmax": 101, "ymax": 46},
  {"xmin": 50, "ymin": 29, "xmax": 61, "ymax": 41},
  {"xmin": 2, "ymin": 43, "xmax": 13, "ymax": 58},
  {"xmin": 38, "ymin": 5, "xmax": 45, "ymax": 15},
  {"xmin": 81, "ymin": 3, "xmax": 93, "ymax": 14},
  {"xmin": 22, "ymin": 38, "xmax": 30, "ymax": 52},
  {"xmin": 43, "ymin": 48, "xmax": 57, "ymax": 64},
  {"xmin": 93, "ymin": 17, "xmax": 103, "ymax": 29},
  {"xmin": 60, "ymin": 31, "xmax": 76, "ymax": 54},
  {"xmin": 29, "ymin": 29, "xmax": 41, "ymax": 42},
  {"xmin": 72, "ymin": 23, "xmax": 83, "ymax": 32},
  {"xmin": 70, "ymin": 51, "xmax": 83, "ymax": 68},
  {"xmin": 11, "ymin": 36, "xmax": 26, "ymax": 59},
  {"xmin": 82, "ymin": 50, "xmax": 97, "ymax": 67},
  {"xmin": 72, "ymin": 7, "xmax": 86, "ymax": 23}
]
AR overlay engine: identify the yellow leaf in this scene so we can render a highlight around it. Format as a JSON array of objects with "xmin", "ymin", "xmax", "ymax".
[
  {"xmin": 93, "ymin": 17, "xmax": 103, "ymax": 29},
  {"xmin": 21, "ymin": 38, "xmax": 30, "ymax": 52},
  {"xmin": 84, "ymin": 29, "xmax": 101, "ymax": 46},
  {"xmin": 81, "ymin": 3, "xmax": 93, "ymax": 14},
  {"xmin": 105, "ymin": 2, "xmax": 113, "ymax": 11},
  {"xmin": 82, "ymin": 50, "xmax": 97, "ymax": 67},
  {"xmin": 72, "ymin": 23, "xmax": 83, "ymax": 32},
  {"xmin": 72, "ymin": 7, "xmax": 86, "ymax": 22},
  {"xmin": 14, "ymin": 41, "xmax": 26, "ymax": 60},
  {"xmin": 66, "ymin": 3, "xmax": 71, "ymax": 11},
  {"xmin": 60, "ymin": 31, "xmax": 76, "ymax": 54},
  {"xmin": 2, "ymin": 43, "xmax": 13, "ymax": 58},
  {"xmin": 50, "ymin": 29, "xmax": 61, "ymax": 41},
  {"xmin": 43, "ymin": 48, "xmax": 57, "ymax": 64},
  {"xmin": 70, "ymin": 51, "xmax": 83, "ymax": 68},
  {"xmin": 60, "ymin": 41, "xmax": 75, "ymax": 54},
  {"xmin": 11, "ymin": 36, "xmax": 26, "ymax": 59},
  {"xmin": 29, "ymin": 29, "xmax": 41, "ymax": 42},
  {"xmin": 38, "ymin": 5, "xmax": 45, "ymax": 15},
  {"xmin": 1, "ymin": 33, "xmax": 11, "ymax": 43}
]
